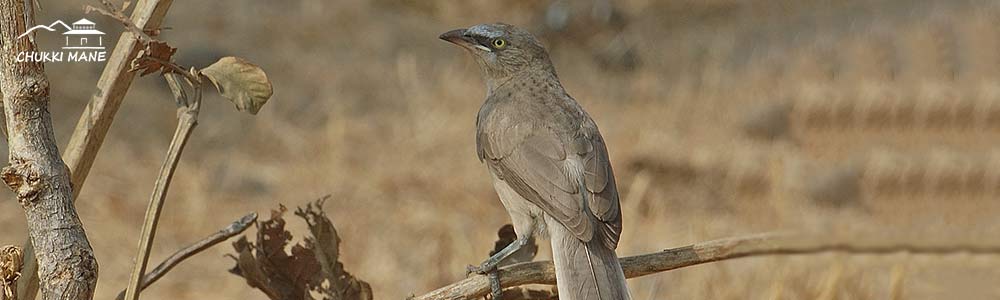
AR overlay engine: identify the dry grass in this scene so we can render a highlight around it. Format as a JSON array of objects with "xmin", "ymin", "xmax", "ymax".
[{"xmin": 2, "ymin": 0, "xmax": 1000, "ymax": 299}]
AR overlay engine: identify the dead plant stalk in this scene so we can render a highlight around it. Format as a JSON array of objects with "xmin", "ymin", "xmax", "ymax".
[{"xmin": 123, "ymin": 72, "xmax": 202, "ymax": 300}]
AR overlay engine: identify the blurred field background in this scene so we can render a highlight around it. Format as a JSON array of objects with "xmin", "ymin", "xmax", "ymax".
[{"xmin": 3, "ymin": 0, "xmax": 1000, "ymax": 299}]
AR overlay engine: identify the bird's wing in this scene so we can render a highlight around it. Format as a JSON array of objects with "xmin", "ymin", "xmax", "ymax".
[
  {"xmin": 581, "ymin": 130, "xmax": 622, "ymax": 249},
  {"xmin": 479, "ymin": 115, "xmax": 622, "ymax": 248}
]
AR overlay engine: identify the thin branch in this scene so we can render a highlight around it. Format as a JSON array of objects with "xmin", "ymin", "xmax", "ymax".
[
  {"xmin": 83, "ymin": 0, "xmax": 152, "ymax": 41},
  {"xmin": 164, "ymin": 69, "xmax": 188, "ymax": 107},
  {"xmin": 129, "ymin": 56, "xmax": 193, "ymax": 81},
  {"xmin": 123, "ymin": 72, "xmax": 201, "ymax": 300},
  {"xmin": 114, "ymin": 213, "xmax": 258, "ymax": 300},
  {"xmin": 410, "ymin": 232, "xmax": 1000, "ymax": 300},
  {"xmin": 18, "ymin": 0, "xmax": 176, "ymax": 298},
  {"xmin": 63, "ymin": 0, "xmax": 175, "ymax": 199}
]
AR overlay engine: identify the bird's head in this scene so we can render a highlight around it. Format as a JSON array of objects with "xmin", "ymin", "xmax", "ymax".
[{"xmin": 440, "ymin": 23, "xmax": 553, "ymax": 89}]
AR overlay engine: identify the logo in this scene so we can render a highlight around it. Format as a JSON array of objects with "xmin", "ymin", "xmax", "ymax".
[{"xmin": 16, "ymin": 18, "xmax": 107, "ymax": 63}]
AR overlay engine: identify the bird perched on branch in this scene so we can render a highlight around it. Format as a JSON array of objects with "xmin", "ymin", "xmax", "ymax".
[{"xmin": 440, "ymin": 23, "xmax": 630, "ymax": 300}]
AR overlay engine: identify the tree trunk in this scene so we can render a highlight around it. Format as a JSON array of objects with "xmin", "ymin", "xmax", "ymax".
[{"xmin": 0, "ymin": 0, "xmax": 99, "ymax": 300}]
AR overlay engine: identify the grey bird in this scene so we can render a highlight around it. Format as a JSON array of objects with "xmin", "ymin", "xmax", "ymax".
[{"xmin": 440, "ymin": 23, "xmax": 630, "ymax": 300}]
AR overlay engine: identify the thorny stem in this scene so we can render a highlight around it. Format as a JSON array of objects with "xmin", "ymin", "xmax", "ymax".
[{"xmin": 123, "ymin": 72, "xmax": 201, "ymax": 300}]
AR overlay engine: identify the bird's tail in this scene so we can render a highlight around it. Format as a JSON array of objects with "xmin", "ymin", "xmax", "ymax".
[{"xmin": 546, "ymin": 215, "xmax": 631, "ymax": 300}]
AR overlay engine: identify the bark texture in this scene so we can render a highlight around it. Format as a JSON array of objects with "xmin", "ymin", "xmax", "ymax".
[
  {"xmin": 0, "ymin": 1, "xmax": 98, "ymax": 299},
  {"xmin": 412, "ymin": 232, "xmax": 1000, "ymax": 300}
]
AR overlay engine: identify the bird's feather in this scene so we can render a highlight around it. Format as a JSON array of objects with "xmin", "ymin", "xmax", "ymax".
[{"xmin": 477, "ymin": 89, "xmax": 621, "ymax": 248}]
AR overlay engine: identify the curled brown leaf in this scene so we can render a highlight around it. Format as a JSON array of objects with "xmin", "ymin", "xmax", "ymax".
[
  {"xmin": 229, "ymin": 198, "xmax": 372, "ymax": 300},
  {"xmin": 200, "ymin": 56, "xmax": 274, "ymax": 115}
]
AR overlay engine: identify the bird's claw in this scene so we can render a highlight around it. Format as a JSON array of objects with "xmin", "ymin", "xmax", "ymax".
[
  {"xmin": 487, "ymin": 271, "xmax": 502, "ymax": 299},
  {"xmin": 465, "ymin": 264, "xmax": 479, "ymax": 276},
  {"xmin": 466, "ymin": 263, "xmax": 503, "ymax": 299},
  {"xmin": 465, "ymin": 263, "xmax": 491, "ymax": 276}
]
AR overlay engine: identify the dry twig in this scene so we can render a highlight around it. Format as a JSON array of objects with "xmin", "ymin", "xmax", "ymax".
[
  {"xmin": 63, "ymin": 0, "xmax": 174, "ymax": 200},
  {"xmin": 17, "ymin": 1, "xmax": 177, "ymax": 298},
  {"xmin": 411, "ymin": 232, "xmax": 1000, "ymax": 300},
  {"xmin": 123, "ymin": 71, "xmax": 202, "ymax": 300},
  {"xmin": 84, "ymin": 0, "xmax": 151, "ymax": 41},
  {"xmin": 114, "ymin": 213, "xmax": 257, "ymax": 300}
]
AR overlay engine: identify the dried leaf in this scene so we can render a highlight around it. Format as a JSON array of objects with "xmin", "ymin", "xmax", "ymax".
[
  {"xmin": 296, "ymin": 197, "xmax": 373, "ymax": 300},
  {"xmin": 129, "ymin": 40, "xmax": 177, "ymax": 76},
  {"xmin": 1, "ymin": 246, "xmax": 23, "ymax": 300},
  {"xmin": 200, "ymin": 57, "xmax": 274, "ymax": 115},
  {"xmin": 230, "ymin": 199, "xmax": 372, "ymax": 300},
  {"xmin": 228, "ymin": 206, "xmax": 316, "ymax": 300},
  {"xmin": 229, "ymin": 237, "xmax": 283, "ymax": 299}
]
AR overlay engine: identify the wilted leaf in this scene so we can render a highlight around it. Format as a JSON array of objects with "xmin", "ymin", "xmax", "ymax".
[
  {"xmin": 228, "ymin": 206, "xmax": 316, "ymax": 300},
  {"xmin": 230, "ymin": 198, "xmax": 372, "ymax": 300},
  {"xmin": 229, "ymin": 237, "xmax": 284, "ymax": 300},
  {"xmin": 201, "ymin": 57, "xmax": 273, "ymax": 115},
  {"xmin": 1, "ymin": 245, "xmax": 22, "ymax": 300},
  {"xmin": 296, "ymin": 197, "xmax": 373, "ymax": 300},
  {"xmin": 129, "ymin": 40, "xmax": 177, "ymax": 76}
]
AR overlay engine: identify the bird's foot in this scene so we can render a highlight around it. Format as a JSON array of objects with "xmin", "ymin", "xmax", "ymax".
[
  {"xmin": 465, "ymin": 263, "xmax": 503, "ymax": 299},
  {"xmin": 465, "ymin": 261, "xmax": 493, "ymax": 276},
  {"xmin": 467, "ymin": 235, "xmax": 530, "ymax": 299},
  {"xmin": 487, "ymin": 271, "xmax": 502, "ymax": 299},
  {"xmin": 465, "ymin": 264, "xmax": 482, "ymax": 276}
]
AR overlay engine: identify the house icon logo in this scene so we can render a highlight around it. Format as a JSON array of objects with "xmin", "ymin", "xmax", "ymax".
[
  {"xmin": 62, "ymin": 19, "xmax": 105, "ymax": 50},
  {"xmin": 15, "ymin": 18, "xmax": 108, "ymax": 63},
  {"xmin": 18, "ymin": 18, "xmax": 105, "ymax": 50}
]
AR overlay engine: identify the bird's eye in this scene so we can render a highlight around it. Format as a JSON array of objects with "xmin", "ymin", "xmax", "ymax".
[{"xmin": 492, "ymin": 39, "xmax": 506, "ymax": 48}]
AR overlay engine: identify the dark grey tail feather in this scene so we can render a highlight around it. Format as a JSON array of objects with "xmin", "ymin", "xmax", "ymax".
[{"xmin": 547, "ymin": 215, "xmax": 631, "ymax": 300}]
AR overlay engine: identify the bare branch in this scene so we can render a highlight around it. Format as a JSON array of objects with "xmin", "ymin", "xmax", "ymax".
[
  {"xmin": 17, "ymin": 1, "xmax": 176, "ymax": 297},
  {"xmin": 114, "ymin": 213, "xmax": 258, "ymax": 300},
  {"xmin": 411, "ymin": 232, "xmax": 1000, "ymax": 300},
  {"xmin": 0, "ymin": 1, "xmax": 98, "ymax": 299},
  {"xmin": 83, "ymin": 0, "xmax": 151, "ymax": 41},
  {"xmin": 63, "ymin": 0, "xmax": 175, "ymax": 199},
  {"xmin": 123, "ymin": 72, "xmax": 201, "ymax": 300}
]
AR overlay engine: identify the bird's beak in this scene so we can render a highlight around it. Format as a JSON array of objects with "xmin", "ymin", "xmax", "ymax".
[
  {"xmin": 439, "ymin": 28, "xmax": 492, "ymax": 52},
  {"xmin": 440, "ymin": 28, "xmax": 474, "ymax": 48}
]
